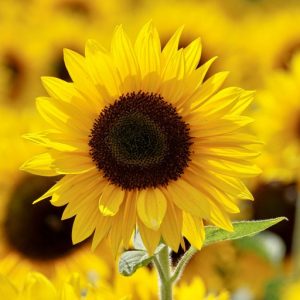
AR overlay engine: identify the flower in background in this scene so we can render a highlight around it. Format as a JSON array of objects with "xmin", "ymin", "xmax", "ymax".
[
  {"xmin": 22, "ymin": 21, "xmax": 260, "ymax": 256},
  {"xmin": 0, "ymin": 271, "xmax": 130, "ymax": 300},
  {"xmin": 0, "ymin": 105, "xmax": 111, "ymax": 287},
  {"xmin": 254, "ymin": 53, "xmax": 300, "ymax": 183},
  {"xmin": 175, "ymin": 277, "xmax": 229, "ymax": 300}
]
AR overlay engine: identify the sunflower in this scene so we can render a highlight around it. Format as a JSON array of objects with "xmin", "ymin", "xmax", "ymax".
[
  {"xmin": 0, "ymin": 271, "xmax": 129, "ymax": 300},
  {"xmin": 22, "ymin": 22, "xmax": 260, "ymax": 255},
  {"xmin": 175, "ymin": 277, "xmax": 229, "ymax": 300},
  {"xmin": 253, "ymin": 52, "xmax": 300, "ymax": 183},
  {"xmin": 0, "ymin": 105, "xmax": 111, "ymax": 287},
  {"xmin": 232, "ymin": 6, "xmax": 300, "ymax": 89}
]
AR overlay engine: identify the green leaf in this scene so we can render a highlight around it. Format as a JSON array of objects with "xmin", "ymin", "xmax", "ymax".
[
  {"xmin": 119, "ymin": 231, "xmax": 165, "ymax": 276},
  {"xmin": 204, "ymin": 217, "xmax": 287, "ymax": 247},
  {"xmin": 119, "ymin": 250, "xmax": 153, "ymax": 276}
]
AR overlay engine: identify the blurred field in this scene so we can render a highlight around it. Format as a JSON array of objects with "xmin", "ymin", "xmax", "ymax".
[{"xmin": 1, "ymin": 0, "xmax": 300, "ymax": 299}]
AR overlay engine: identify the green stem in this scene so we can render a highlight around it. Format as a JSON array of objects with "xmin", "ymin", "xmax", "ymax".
[
  {"xmin": 292, "ymin": 188, "xmax": 300, "ymax": 278},
  {"xmin": 171, "ymin": 246, "xmax": 197, "ymax": 284},
  {"xmin": 155, "ymin": 245, "xmax": 173, "ymax": 300}
]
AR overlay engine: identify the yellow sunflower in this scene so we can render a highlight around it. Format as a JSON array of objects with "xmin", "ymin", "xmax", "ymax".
[
  {"xmin": 22, "ymin": 22, "xmax": 260, "ymax": 256},
  {"xmin": 0, "ymin": 105, "xmax": 111, "ymax": 287},
  {"xmin": 253, "ymin": 52, "xmax": 300, "ymax": 183},
  {"xmin": 175, "ymin": 277, "xmax": 229, "ymax": 300},
  {"xmin": 231, "ymin": 5, "xmax": 300, "ymax": 89},
  {"xmin": 0, "ymin": 271, "xmax": 129, "ymax": 300}
]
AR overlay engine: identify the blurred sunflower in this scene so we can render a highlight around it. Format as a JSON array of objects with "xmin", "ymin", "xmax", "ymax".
[
  {"xmin": 182, "ymin": 241, "xmax": 277, "ymax": 299},
  {"xmin": 236, "ymin": 6, "xmax": 300, "ymax": 88},
  {"xmin": 0, "ymin": 105, "xmax": 111, "ymax": 286},
  {"xmin": 0, "ymin": 0, "xmax": 117, "ymax": 107},
  {"xmin": 22, "ymin": 22, "xmax": 259, "ymax": 256},
  {"xmin": 175, "ymin": 277, "xmax": 229, "ymax": 300},
  {"xmin": 0, "ymin": 20, "xmax": 41, "ymax": 105},
  {"xmin": 253, "ymin": 53, "xmax": 300, "ymax": 183},
  {"xmin": 0, "ymin": 271, "xmax": 129, "ymax": 300}
]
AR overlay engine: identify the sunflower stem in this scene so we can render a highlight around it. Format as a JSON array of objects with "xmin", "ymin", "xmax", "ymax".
[
  {"xmin": 292, "ymin": 188, "xmax": 300, "ymax": 278},
  {"xmin": 171, "ymin": 246, "xmax": 197, "ymax": 284},
  {"xmin": 155, "ymin": 245, "xmax": 173, "ymax": 300}
]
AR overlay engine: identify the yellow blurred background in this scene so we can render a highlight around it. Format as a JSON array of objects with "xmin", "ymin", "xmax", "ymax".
[{"xmin": 1, "ymin": 0, "xmax": 300, "ymax": 299}]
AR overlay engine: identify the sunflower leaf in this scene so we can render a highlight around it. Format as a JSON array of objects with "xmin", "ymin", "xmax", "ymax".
[
  {"xmin": 204, "ymin": 217, "xmax": 287, "ymax": 247},
  {"xmin": 119, "ymin": 237, "xmax": 165, "ymax": 276},
  {"xmin": 119, "ymin": 250, "xmax": 153, "ymax": 276}
]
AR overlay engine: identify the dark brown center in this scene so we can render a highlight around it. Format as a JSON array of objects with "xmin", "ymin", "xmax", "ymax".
[
  {"xmin": 4, "ymin": 175, "xmax": 84, "ymax": 261},
  {"xmin": 89, "ymin": 91, "xmax": 192, "ymax": 190}
]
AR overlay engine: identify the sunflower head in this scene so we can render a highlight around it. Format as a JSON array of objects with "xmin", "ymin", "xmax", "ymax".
[{"xmin": 21, "ymin": 21, "xmax": 260, "ymax": 255}]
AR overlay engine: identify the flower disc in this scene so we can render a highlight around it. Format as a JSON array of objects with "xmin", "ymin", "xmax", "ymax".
[{"xmin": 89, "ymin": 91, "xmax": 191, "ymax": 190}]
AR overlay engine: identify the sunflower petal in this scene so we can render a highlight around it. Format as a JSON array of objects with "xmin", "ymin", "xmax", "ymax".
[
  {"xmin": 182, "ymin": 213, "xmax": 205, "ymax": 249},
  {"xmin": 160, "ymin": 198, "xmax": 182, "ymax": 252},
  {"xmin": 138, "ymin": 219, "xmax": 161, "ymax": 255},
  {"xmin": 20, "ymin": 153, "xmax": 57, "ymax": 176},
  {"xmin": 135, "ymin": 21, "xmax": 161, "ymax": 92},
  {"xmin": 183, "ymin": 38, "xmax": 202, "ymax": 76},
  {"xmin": 137, "ymin": 188, "xmax": 167, "ymax": 230},
  {"xmin": 99, "ymin": 184, "xmax": 125, "ymax": 216},
  {"xmin": 112, "ymin": 25, "xmax": 140, "ymax": 92}
]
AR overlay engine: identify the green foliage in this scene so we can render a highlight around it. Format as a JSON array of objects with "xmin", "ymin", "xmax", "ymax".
[
  {"xmin": 204, "ymin": 217, "xmax": 287, "ymax": 247},
  {"xmin": 119, "ymin": 217, "xmax": 287, "ymax": 276}
]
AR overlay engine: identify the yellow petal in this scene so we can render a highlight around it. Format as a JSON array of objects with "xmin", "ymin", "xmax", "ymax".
[
  {"xmin": 99, "ymin": 184, "xmax": 125, "ymax": 216},
  {"xmin": 91, "ymin": 215, "xmax": 112, "ymax": 251},
  {"xmin": 41, "ymin": 76, "xmax": 98, "ymax": 113},
  {"xmin": 193, "ymin": 87, "xmax": 242, "ymax": 117},
  {"xmin": 190, "ymin": 116, "xmax": 253, "ymax": 139},
  {"xmin": 138, "ymin": 219, "xmax": 161, "ymax": 255},
  {"xmin": 85, "ymin": 39, "xmax": 121, "ymax": 102},
  {"xmin": 160, "ymin": 197, "xmax": 183, "ymax": 252},
  {"xmin": 161, "ymin": 25, "xmax": 184, "ymax": 68},
  {"xmin": 42, "ymin": 77, "xmax": 75, "ymax": 101},
  {"xmin": 209, "ymin": 201, "xmax": 234, "ymax": 232},
  {"xmin": 20, "ymin": 153, "xmax": 57, "ymax": 176},
  {"xmin": 183, "ymin": 168, "xmax": 240, "ymax": 214},
  {"xmin": 182, "ymin": 213, "xmax": 205, "ymax": 249},
  {"xmin": 229, "ymin": 90, "xmax": 254, "ymax": 115},
  {"xmin": 183, "ymin": 38, "xmax": 202, "ymax": 76},
  {"xmin": 135, "ymin": 21, "xmax": 161, "ymax": 92},
  {"xmin": 72, "ymin": 204, "xmax": 99, "ymax": 244},
  {"xmin": 137, "ymin": 188, "xmax": 167, "ymax": 230},
  {"xmin": 50, "ymin": 151, "xmax": 95, "ymax": 175},
  {"xmin": 23, "ymin": 131, "xmax": 81, "ymax": 152},
  {"xmin": 186, "ymin": 71, "xmax": 229, "ymax": 108},
  {"xmin": 109, "ymin": 206, "xmax": 125, "ymax": 257},
  {"xmin": 122, "ymin": 191, "xmax": 137, "ymax": 248},
  {"xmin": 112, "ymin": 25, "xmax": 140, "ymax": 92},
  {"xmin": 160, "ymin": 50, "xmax": 185, "ymax": 103},
  {"xmin": 167, "ymin": 179, "xmax": 210, "ymax": 218},
  {"xmin": 63, "ymin": 48, "xmax": 100, "ymax": 100},
  {"xmin": 62, "ymin": 177, "xmax": 104, "ymax": 219}
]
